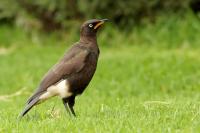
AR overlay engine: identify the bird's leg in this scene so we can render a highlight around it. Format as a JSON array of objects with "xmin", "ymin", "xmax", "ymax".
[
  {"xmin": 68, "ymin": 96, "xmax": 76, "ymax": 117},
  {"xmin": 62, "ymin": 98, "xmax": 71, "ymax": 115}
]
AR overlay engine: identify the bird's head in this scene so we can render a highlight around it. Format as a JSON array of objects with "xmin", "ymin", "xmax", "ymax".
[{"xmin": 80, "ymin": 19, "xmax": 108, "ymax": 37}]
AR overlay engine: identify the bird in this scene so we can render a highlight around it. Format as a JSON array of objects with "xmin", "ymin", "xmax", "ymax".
[{"xmin": 19, "ymin": 19, "xmax": 108, "ymax": 118}]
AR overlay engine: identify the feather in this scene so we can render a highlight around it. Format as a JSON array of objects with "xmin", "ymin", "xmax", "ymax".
[{"xmin": 27, "ymin": 44, "xmax": 89, "ymax": 104}]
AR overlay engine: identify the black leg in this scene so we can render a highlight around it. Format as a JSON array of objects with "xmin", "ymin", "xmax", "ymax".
[
  {"xmin": 62, "ymin": 98, "xmax": 71, "ymax": 115},
  {"xmin": 68, "ymin": 96, "xmax": 76, "ymax": 117},
  {"xmin": 62, "ymin": 96, "xmax": 76, "ymax": 117}
]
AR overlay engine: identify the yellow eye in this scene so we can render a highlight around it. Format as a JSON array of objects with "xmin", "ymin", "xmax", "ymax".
[{"xmin": 89, "ymin": 24, "xmax": 93, "ymax": 28}]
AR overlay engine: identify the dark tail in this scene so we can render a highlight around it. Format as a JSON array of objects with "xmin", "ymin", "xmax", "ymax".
[{"xmin": 18, "ymin": 97, "xmax": 39, "ymax": 119}]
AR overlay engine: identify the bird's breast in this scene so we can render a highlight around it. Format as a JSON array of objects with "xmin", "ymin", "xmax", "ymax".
[{"xmin": 68, "ymin": 53, "xmax": 99, "ymax": 94}]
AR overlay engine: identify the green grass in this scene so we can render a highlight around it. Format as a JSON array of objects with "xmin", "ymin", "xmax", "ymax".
[
  {"xmin": 1, "ymin": 13, "xmax": 200, "ymax": 132},
  {"xmin": 1, "ymin": 45, "xmax": 200, "ymax": 132}
]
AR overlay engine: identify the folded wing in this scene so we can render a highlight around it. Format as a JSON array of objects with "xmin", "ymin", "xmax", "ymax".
[{"xmin": 27, "ymin": 46, "xmax": 89, "ymax": 103}]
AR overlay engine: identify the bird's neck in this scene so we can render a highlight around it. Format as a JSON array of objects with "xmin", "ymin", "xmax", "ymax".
[
  {"xmin": 80, "ymin": 35, "xmax": 97, "ymax": 43},
  {"xmin": 79, "ymin": 35, "xmax": 98, "ymax": 49}
]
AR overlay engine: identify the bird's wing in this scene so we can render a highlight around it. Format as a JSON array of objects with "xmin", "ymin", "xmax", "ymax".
[{"xmin": 27, "ymin": 46, "xmax": 89, "ymax": 103}]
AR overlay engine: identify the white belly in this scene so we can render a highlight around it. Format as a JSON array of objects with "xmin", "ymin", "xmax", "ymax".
[{"xmin": 39, "ymin": 80, "xmax": 72, "ymax": 100}]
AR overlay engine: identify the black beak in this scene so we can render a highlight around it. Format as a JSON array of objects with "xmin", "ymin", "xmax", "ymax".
[
  {"xmin": 101, "ymin": 19, "xmax": 109, "ymax": 22},
  {"xmin": 94, "ymin": 19, "xmax": 109, "ymax": 29}
]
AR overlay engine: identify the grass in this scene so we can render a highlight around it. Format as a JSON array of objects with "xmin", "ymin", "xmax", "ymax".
[{"xmin": 1, "ymin": 14, "xmax": 200, "ymax": 132}]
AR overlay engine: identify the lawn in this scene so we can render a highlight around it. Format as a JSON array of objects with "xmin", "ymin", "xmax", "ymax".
[
  {"xmin": 1, "ymin": 15, "xmax": 200, "ymax": 132},
  {"xmin": 1, "ymin": 43, "xmax": 200, "ymax": 132}
]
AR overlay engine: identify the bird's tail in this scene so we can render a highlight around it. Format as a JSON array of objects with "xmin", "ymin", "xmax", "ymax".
[{"xmin": 18, "ymin": 97, "xmax": 39, "ymax": 119}]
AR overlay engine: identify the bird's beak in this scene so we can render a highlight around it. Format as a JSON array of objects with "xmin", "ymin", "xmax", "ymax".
[{"xmin": 94, "ymin": 19, "xmax": 109, "ymax": 29}]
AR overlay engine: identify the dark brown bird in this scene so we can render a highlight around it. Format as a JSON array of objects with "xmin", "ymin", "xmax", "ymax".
[{"xmin": 19, "ymin": 19, "xmax": 108, "ymax": 118}]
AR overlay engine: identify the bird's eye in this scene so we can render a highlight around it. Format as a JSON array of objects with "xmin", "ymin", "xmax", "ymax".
[{"xmin": 89, "ymin": 24, "xmax": 93, "ymax": 28}]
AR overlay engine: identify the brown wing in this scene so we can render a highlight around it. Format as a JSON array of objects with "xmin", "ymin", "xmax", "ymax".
[{"xmin": 27, "ymin": 45, "xmax": 89, "ymax": 103}]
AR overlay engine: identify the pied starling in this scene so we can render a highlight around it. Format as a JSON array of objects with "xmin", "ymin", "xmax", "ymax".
[{"xmin": 19, "ymin": 19, "xmax": 108, "ymax": 118}]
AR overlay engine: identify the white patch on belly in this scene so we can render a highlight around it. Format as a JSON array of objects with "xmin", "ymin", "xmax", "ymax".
[{"xmin": 39, "ymin": 80, "xmax": 72, "ymax": 100}]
